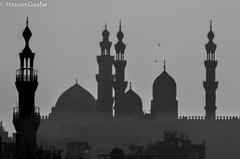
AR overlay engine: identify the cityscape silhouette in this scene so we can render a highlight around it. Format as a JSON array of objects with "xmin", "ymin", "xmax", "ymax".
[{"xmin": 1, "ymin": 10, "xmax": 240, "ymax": 159}]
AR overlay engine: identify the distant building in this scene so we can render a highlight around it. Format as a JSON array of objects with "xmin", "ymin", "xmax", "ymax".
[
  {"xmin": 98, "ymin": 132, "xmax": 205, "ymax": 159},
  {"xmin": 65, "ymin": 141, "xmax": 91, "ymax": 159},
  {"xmin": 0, "ymin": 122, "xmax": 12, "ymax": 143}
]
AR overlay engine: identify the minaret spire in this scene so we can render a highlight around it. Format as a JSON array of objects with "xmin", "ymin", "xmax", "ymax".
[
  {"xmin": 14, "ymin": 18, "xmax": 40, "ymax": 158},
  {"xmin": 105, "ymin": 22, "xmax": 107, "ymax": 30},
  {"xmin": 210, "ymin": 20, "xmax": 212, "ymax": 31},
  {"xmin": 163, "ymin": 59, "xmax": 166, "ymax": 71},
  {"xmin": 113, "ymin": 21, "xmax": 128, "ymax": 118},
  {"xmin": 75, "ymin": 77, "xmax": 78, "ymax": 84},
  {"xmin": 203, "ymin": 21, "xmax": 218, "ymax": 120},
  {"xmin": 119, "ymin": 20, "xmax": 121, "ymax": 31},
  {"xmin": 26, "ymin": 16, "xmax": 29, "ymax": 27},
  {"xmin": 97, "ymin": 22, "xmax": 114, "ymax": 118}
]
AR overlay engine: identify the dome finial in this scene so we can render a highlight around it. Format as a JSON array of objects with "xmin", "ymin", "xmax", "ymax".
[
  {"xmin": 129, "ymin": 81, "xmax": 132, "ymax": 90},
  {"xmin": 75, "ymin": 77, "xmax": 78, "ymax": 84},
  {"xmin": 163, "ymin": 59, "xmax": 166, "ymax": 71}
]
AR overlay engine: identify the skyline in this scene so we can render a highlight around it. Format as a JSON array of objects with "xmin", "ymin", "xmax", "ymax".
[{"xmin": 1, "ymin": 0, "xmax": 240, "ymax": 133}]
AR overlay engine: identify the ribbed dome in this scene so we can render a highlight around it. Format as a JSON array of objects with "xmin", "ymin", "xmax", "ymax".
[
  {"xmin": 153, "ymin": 70, "xmax": 176, "ymax": 100},
  {"xmin": 54, "ymin": 83, "xmax": 96, "ymax": 113},
  {"xmin": 120, "ymin": 88, "xmax": 143, "ymax": 115}
]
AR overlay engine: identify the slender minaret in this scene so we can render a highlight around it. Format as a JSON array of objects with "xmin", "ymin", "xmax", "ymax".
[
  {"xmin": 203, "ymin": 20, "xmax": 218, "ymax": 120},
  {"xmin": 13, "ymin": 17, "xmax": 40, "ymax": 158},
  {"xmin": 113, "ymin": 21, "xmax": 128, "ymax": 117},
  {"xmin": 96, "ymin": 23, "xmax": 115, "ymax": 118}
]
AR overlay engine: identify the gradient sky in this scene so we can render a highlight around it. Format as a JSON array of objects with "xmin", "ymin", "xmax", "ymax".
[{"xmin": 1, "ymin": 0, "xmax": 240, "ymax": 133}]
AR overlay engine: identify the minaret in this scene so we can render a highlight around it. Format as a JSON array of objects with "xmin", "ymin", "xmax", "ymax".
[
  {"xmin": 113, "ymin": 21, "xmax": 128, "ymax": 117},
  {"xmin": 13, "ymin": 17, "xmax": 40, "ymax": 158},
  {"xmin": 203, "ymin": 20, "xmax": 218, "ymax": 120},
  {"xmin": 96, "ymin": 23, "xmax": 115, "ymax": 118}
]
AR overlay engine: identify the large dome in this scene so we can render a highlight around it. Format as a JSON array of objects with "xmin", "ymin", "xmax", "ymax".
[
  {"xmin": 54, "ymin": 83, "xmax": 96, "ymax": 114},
  {"xmin": 153, "ymin": 70, "xmax": 176, "ymax": 100}
]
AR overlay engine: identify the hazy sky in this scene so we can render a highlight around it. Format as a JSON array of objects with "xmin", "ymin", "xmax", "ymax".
[{"xmin": 1, "ymin": 0, "xmax": 240, "ymax": 133}]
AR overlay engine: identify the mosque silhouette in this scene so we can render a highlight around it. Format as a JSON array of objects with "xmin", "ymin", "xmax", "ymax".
[
  {"xmin": 40, "ymin": 20, "xmax": 217, "ymax": 121},
  {"xmin": 11, "ymin": 18, "xmax": 240, "ymax": 159}
]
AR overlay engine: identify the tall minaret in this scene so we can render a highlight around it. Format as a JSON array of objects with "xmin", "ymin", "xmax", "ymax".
[
  {"xmin": 13, "ymin": 18, "xmax": 40, "ymax": 158},
  {"xmin": 113, "ymin": 21, "xmax": 128, "ymax": 117},
  {"xmin": 96, "ymin": 23, "xmax": 115, "ymax": 118},
  {"xmin": 203, "ymin": 20, "xmax": 218, "ymax": 120}
]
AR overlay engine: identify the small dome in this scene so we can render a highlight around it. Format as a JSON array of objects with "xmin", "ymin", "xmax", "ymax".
[
  {"xmin": 54, "ymin": 83, "xmax": 96, "ymax": 114},
  {"xmin": 110, "ymin": 148, "xmax": 125, "ymax": 159},
  {"xmin": 153, "ymin": 70, "xmax": 176, "ymax": 100},
  {"xmin": 120, "ymin": 87, "xmax": 143, "ymax": 115}
]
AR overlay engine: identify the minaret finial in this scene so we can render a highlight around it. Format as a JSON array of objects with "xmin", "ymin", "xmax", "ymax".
[
  {"xmin": 163, "ymin": 59, "xmax": 166, "ymax": 71},
  {"xmin": 105, "ymin": 22, "xmax": 107, "ymax": 30},
  {"xmin": 210, "ymin": 20, "xmax": 212, "ymax": 31},
  {"xmin": 26, "ymin": 16, "xmax": 29, "ymax": 27},
  {"xmin": 119, "ymin": 20, "xmax": 121, "ymax": 31}
]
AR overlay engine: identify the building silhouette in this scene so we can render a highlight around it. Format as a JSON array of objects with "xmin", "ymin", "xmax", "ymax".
[
  {"xmin": 98, "ymin": 132, "xmax": 205, "ymax": 159},
  {"xmin": 151, "ymin": 60, "xmax": 178, "ymax": 120},
  {"xmin": 204, "ymin": 20, "xmax": 218, "ymax": 120},
  {"xmin": 96, "ymin": 23, "xmax": 115, "ymax": 118},
  {"xmin": 13, "ymin": 17, "xmax": 41, "ymax": 159},
  {"xmin": 0, "ymin": 18, "xmax": 231, "ymax": 159},
  {"xmin": 113, "ymin": 21, "xmax": 128, "ymax": 119}
]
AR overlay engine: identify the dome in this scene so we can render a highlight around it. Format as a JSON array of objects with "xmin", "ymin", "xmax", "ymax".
[
  {"xmin": 120, "ymin": 87, "xmax": 143, "ymax": 115},
  {"xmin": 153, "ymin": 70, "xmax": 176, "ymax": 100},
  {"xmin": 54, "ymin": 83, "xmax": 96, "ymax": 114},
  {"xmin": 110, "ymin": 148, "xmax": 125, "ymax": 159}
]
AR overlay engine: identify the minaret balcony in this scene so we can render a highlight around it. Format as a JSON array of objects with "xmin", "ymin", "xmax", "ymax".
[
  {"xmin": 16, "ymin": 68, "xmax": 38, "ymax": 82},
  {"xmin": 13, "ymin": 106, "xmax": 40, "ymax": 119}
]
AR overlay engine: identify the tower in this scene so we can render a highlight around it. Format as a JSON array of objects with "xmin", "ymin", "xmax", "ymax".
[
  {"xmin": 113, "ymin": 21, "xmax": 128, "ymax": 117},
  {"xmin": 13, "ymin": 18, "xmax": 40, "ymax": 158},
  {"xmin": 96, "ymin": 23, "xmax": 115, "ymax": 118},
  {"xmin": 203, "ymin": 21, "xmax": 218, "ymax": 120}
]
